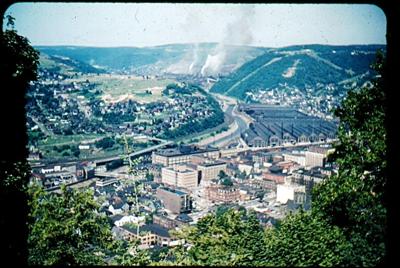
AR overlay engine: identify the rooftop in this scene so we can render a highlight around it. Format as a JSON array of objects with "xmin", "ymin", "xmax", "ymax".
[
  {"xmin": 158, "ymin": 186, "xmax": 188, "ymax": 196},
  {"xmin": 140, "ymin": 223, "xmax": 171, "ymax": 237},
  {"xmin": 198, "ymin": 160, "xmax": 226, "ymax": 167},
  {"xmin": 155, "ymin": 145, "xmax": 218, "ymax": 157}
]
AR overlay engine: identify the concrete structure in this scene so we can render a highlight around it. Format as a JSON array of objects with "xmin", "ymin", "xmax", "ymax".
[
  {"xmin": 153, "ymin": 214, "xmax": 187, "ymax": 229},
  {"xmin": 276, "ymin": 183, "xmax": 306, "ymax": 204},
  {"xmin": 305, "ymin": 145, "xmax": 335, "ymax": 168},
  {"xmin": 161, "ymin": 164, "xmax": 198, "ymax": 189},
  {"xmin": 152, "ymin": 145, "xmax": 220, "ymax": 167},
  {"xmin": 275, "ymin": 160, "xmax": 300, "ymax": 173},
  {"xmin": 205, "ymin": 185, "xmax": 241, "ymax": 203},
  {"xmin": 262, "ymin": 172, "xmax": 287, "ymax": 184},
  {"xmin": 156, "ymin": 187, "xmax": 192, "ymax": 214},
  {"xmin": 197, "ymin": 160, "xmax": 227, "ymax": 182},
  {"xmin": 240, "ymin": 104, "xmax": 337, "ymax": 147},
  {"xmin": 95, "ymin": 177, "xmax": 119, "ymax": 187},
  {"xmin": 238, "ymin": 163, "xmax": 253, "ymax": 175},
  {"xmin": 118, "ymin": 223, "xmax": 184, "ymax": 248},
  {"xmin": 283, "ymin": 153, "xmax": 306, "ymax": 166}
]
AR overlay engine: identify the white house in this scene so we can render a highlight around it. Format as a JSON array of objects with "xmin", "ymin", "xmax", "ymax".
[{"xmin": 114, "ymin": 215, "xmax": 146, "ymax": 227}]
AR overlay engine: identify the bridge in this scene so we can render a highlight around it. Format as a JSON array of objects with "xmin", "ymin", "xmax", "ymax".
[{"xmin": 94, "ymin": 140, "xmax": 174, "ymax": 165}]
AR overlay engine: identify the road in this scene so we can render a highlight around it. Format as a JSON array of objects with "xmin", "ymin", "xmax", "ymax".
[
  {"xmin": 31, "ymin": 116, "xmax": 54, "ymax": 137},
  {"xmin": 36, "ymin": 140, "xmax": 173, "ymax": 167},
  {"xmin": 94, "ymin": 140, "xmax": 173, "ymax": 165},
  {"xmin": 199, "ymin": 98, "xmax": 250, "ymax": 147}
]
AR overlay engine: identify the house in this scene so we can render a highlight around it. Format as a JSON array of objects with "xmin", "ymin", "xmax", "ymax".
[
  {"xmin": 108, "ymin": 203, "xmax": 124, "ymax": 215},
  {"xmin": 111, "ymin": 215, "xmax": 146, "ymax": 227},
  {"xmin": 116, "ymin": 223, "xmax": 184, "ymax": 249}
]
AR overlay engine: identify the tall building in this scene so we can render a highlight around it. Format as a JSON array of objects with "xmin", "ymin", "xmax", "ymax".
[
  {"xmin": 197, "ymin": 161, "xmax": 227, "ymax": 182},
  {"xmin": 156, "ymin": 187, "xmax": 192, "ymax": 214},
  {"xmin": 152, "ymin": 145, "xmax": 220, "ymax": 167},
  {"xmin": 161, "ymin": 164, "xmax": 198, "ymax": 189}
]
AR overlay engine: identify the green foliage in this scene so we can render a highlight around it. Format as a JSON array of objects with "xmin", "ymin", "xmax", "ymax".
[
  {"xmin": 220, "ymin": 177, "xmax": 233, "ymax": 187},
  {"xmin": 1, "ymin": 23, "xmax": 39, "ymax": 87},
  {"xmin": 71, "ymin": 145, "xmax": 80, "ymax": 157},
  {"xmin": 162, "ymin": 90, "xmax": 224, "ymax": 140},
  {"xmin": 168, "ymin": 209, "xmax": 266, "ymax": 266},
  {"xmin": 145, "ymin": 172, "xmax": 154, "ymax": 181},
  {"xmin": 264, "ymin": 210, "xmax": 351, "ymax": 266},
  {"xmin": 217, "ymin": 170, "xmax": 227, "ymax": 180},
  {"xmin": 210, "ymin": 45, "xmax": 385, "ymax": 100},
  {"xmin": 27, "ymin": 185, "xmax": 113, "ymax": 265},
  {"xmin": 27, "ymin": 184, "xmax": 149, "ymax": 265},
  {"xmin": 109, "ymin": 239, "xmax": 151, "ymax": 266},
  {"xmin": 95, "ymin": 136, "xmax": 115, "ymax": 149},
  {"xmin": 311, "ymin": 51, "xmax": 387, "ymax": 266},
  {"xmin": 156, "ymin": 52, "xmax": 388, "ymax": 267},
  {"xmin": 27, "ymin": 129, "xmax": 46, "ymax": 145},
  {"xmin": 103, "ymin": 111, "xmax": 134, "ymax": 124},
  {"xmin": 1, "ymin": 22, "xmax": 39, "ymax": 265}
]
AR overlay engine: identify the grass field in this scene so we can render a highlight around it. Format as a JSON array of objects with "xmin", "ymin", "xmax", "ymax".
[
  {"xmin": 37, "ymin": 134, "xmax": 157, "ymax": 161},
  {"xmin": 64, "ymin": 74, "xmax": 176, "ymax": 103},
  {"xmin": 38, "ymin": 134, "xmax": 106, "ymax": 147}
]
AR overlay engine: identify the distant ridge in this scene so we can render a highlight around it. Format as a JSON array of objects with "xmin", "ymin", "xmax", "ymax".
[{"xmin": 209, "ymin": 44, "xmax": 386, "ymax": 100}]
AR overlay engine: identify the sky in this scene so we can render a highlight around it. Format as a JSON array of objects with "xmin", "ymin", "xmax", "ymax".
[{"xmin": 3, "ymin": 3, "xmax": 387, "ymax": 48}]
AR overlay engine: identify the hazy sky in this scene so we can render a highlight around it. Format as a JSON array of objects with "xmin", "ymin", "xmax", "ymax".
[{"xmin": 4, "ymin": 3, "xmax": 387, "ymax": 47}]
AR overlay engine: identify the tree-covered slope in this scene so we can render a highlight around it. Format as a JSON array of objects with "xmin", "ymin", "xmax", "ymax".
[
  {"xmin": 35, "ymin": 44, "xmax": 266, "ymax": 75},
  {"xmin": 38, "ymin": 53, "xmax": 106, "ymax": 74},
  {"xmin": 210, "ymin": 44, "xmax": 386, "ymax": 99}
]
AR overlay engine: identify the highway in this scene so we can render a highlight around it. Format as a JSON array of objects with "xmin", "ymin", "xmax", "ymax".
[
  {"xmin": 94, "ymin": 140, "xmax": 173, "ymax": 165},
  {"xmin": 200, "ymin": 99, "xmax": 250, "ymax": 147}
]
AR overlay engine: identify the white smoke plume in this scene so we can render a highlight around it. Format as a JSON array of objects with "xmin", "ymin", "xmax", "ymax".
[
  {"xmin": 200, "ymin": 5, "xmax": 255, "ymax": 77},
  {"xmin": 188, "ymin": 43, "xmax": 200, "ymax": 74}
]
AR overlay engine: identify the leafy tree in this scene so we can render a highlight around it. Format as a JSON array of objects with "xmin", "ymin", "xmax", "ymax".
[
  {"xmin": 0, "ymin": 16, "xmax": 39, "ymax": 265},
  {"xmin": 311, "ymin": 51, "xmax": 387, "ymax": 266},
  {"xmin": 27, "ymin": 184, "xmax": 149, "ymax": 265},
  {"xmin": 220, "ymin": 177, "xmax": 233, "ymax": 187},
  {"xmin": 109, "ymin": 240, "xmax": 150, "ymax": 266},
  {"xmin": 27, "ymin": 185, "xmax": 114, "ymax": 265},
  {"xmin": 95, "ymin": 136, "xmax": 115, "ymax": 149},
  {"xmin": 145, "ymin": 172, "xmax": 154, "ymax": 181},
  {"xmin": 71, "ymin": 146, "xmax": 80, "ymax": 158},
  {"xmin": 263, "ymin": 210, "xmax": 351, "ymax": 266},
  {"xmin": 1, "ymin": 18, "xmax": 39, "ymax": 159},
  {"xmin": 166, "ymin": 209, "xmax": 266, "ymax": 266},
  {"xmin": 217, "ymin": 170, "xmax": 227, "ymax": 180}
]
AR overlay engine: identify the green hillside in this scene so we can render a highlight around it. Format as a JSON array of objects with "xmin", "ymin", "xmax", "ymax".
[
  {"xmin": 210, "ymin": 44, "xmax": 385, "ymax": 100},
  {"xmin": 35, "ymin": 44, "xmax": 266, "ymax": 74},
  {"xmin": 39, "ymin": 53, "xmax": 106, "ymax": 75}
]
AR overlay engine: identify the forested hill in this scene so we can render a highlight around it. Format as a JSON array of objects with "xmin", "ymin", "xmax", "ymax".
[
  {"xmin": 210, "ymin": 44, "xmax": 386, "ymax": 100},
  {"xmin": 35, "ymin": 43, "xmax": 266, "ymax": 75}
]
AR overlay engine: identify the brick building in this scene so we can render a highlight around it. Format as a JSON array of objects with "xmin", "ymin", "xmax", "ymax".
[
  {"xmin": 205, "ymin": 185, "xmax": 241, "ymax": 203},
  {"xmin": 156, "ymin": 187, "xmax": 192, "ymax": 214}
]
